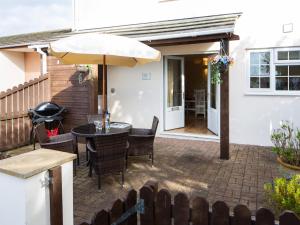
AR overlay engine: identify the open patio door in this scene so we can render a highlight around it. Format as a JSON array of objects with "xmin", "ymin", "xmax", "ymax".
[
  {"xmin": 207, "ymin": 63, "xmax": 220, "ymax": 135},
  {"xmin": 164, "ymin": 56, "xmax": 185, "ymax": 130}
]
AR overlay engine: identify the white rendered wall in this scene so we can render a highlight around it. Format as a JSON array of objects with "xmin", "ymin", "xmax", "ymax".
[
  {"xmin": 0, "ymin": 50, "xmax": 25, "ymax": 92},
  {"xmin": 229, "ymin": 2, "xmax": 300, "ymax": 146},
  {"xmin": 89, "ymin": 0, "xmax": 300, "ymax": 146},
  {"xmin": 107, "ymin": 43, "xmax": 219, "ymax": 132}
]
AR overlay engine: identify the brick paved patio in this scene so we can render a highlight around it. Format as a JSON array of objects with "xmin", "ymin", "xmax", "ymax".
[{"xmin": 74, "ymin": 137, "xmax": 291, "ymax": 225}]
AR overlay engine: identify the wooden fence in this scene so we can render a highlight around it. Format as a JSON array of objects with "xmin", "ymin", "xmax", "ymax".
[
  {"xmin": 81, "ymin": 181, "xmax": 300, "ymax": 225},
  {"xmin": 0, "ymin": 75, "xmax": 50, "ymax": 151}
]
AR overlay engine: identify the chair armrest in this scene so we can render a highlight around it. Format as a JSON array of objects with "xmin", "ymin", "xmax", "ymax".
[{"xmin": 129, "ymin": 134, "xmax": 155, "ymax": 139}]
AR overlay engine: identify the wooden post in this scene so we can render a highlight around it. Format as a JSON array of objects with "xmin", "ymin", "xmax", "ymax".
[
  {"xmin": 220, "ymin": 39, "xmax": 229, "ymax": 160},
  {"xmin": 102, "ymin": 55, "xmax": 107, "ymax": 128},
  {"xmin": 49, "ymin": 166, "xmax": 63, "ymax": 225}
]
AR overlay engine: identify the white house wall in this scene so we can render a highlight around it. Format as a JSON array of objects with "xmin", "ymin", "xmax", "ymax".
[
  {"xmin": 107, "ymin": 43, "xmax": 219, "ymax": 132},
  {"xmin": 229, "ymin": 2, "xmax": 300, "ymax": 146},
  {"xmin": 0, "ymin": 51, "xmax": 25, "ymax": 92},
  {"xmin": 85, "ymin": 0, "xmax": 300, "ymax": 146}
]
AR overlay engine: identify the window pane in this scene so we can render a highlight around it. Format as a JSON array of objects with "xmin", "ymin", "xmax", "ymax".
[
  {"xmin": 289, "ymin": 51, "xmax": 300, "ymax": 60},
  {"xmin": 260, "ymin": 52, "xmax": 270, "ymax": 64},
  {"xmin": 250, "ymin": 52, "xmax": 259, "ymax": 64},
  {"xmin": 250, "ymin": 77, "xmax": 259, "ymax": 88},
  {"xmin": 276, "ymin": 65, "xmax": 288, "ymax": 76},
  {"xmin": 289, "ymin": 65, "xmax": 300, "ymax": 76},
  {"xmin": 250, "ymin": 65, "xmax": 259, "ymax": 76},
  {"xmin": 260, "ymin": 65, "xmax": 270, "ymax": 75},
  {"xmin": 278, "ymin": 51, "xmax": 288, "ymax": 60},
  {"xmin": 167, "ymin": 59, "xmax": 182, "ymax": 107},
  {"xmin": 260, "ymin": 77, "xmax": 270, "ymax": 88},
  {"xmin": 289, "ymin": 77, "xmax": 300, "ymax": 90},
  {"xmin": 276, "ymin": 77, "xmax": 288, "ymax": 90}
]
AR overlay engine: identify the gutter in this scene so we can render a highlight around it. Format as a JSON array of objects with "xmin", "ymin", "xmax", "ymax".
[{"xmin": 29, "ymin": 45, "xmax": 48, "ymax": 75}]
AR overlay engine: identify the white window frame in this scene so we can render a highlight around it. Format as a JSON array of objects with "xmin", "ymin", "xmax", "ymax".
[
  {"xmin": 274, "ymin": 48, "xmax": 300, "ymax": 93},
  {"xmin": 274, "ymin": 47, "xmax": 300, "ymax": 64},
  {"xmin": 247, "ymin": 49, "xmax": 273, "ymax": 93},
  {"xmin": 246, "ymin": 47, "xmax": 300, "ymax": 96}
]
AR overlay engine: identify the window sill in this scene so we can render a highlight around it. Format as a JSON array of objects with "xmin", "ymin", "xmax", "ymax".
[{"xmin": 244, "ymin": 91, "xmax": 300, "ymax": 96}]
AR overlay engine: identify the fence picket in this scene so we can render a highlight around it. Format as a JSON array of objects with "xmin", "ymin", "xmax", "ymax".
[
  {"xmin": 255, "ymin": 208, "xmax": 275, "ymax": 225},
  {"xmin": 192, "ymin": 197, "xmax": 209, "ymax": 225},
  {"xmin": 140, "ymin": 185, "xmax": 155, "ymax": 225},
  {"xmin": 233, "ymin": 205, "xmax": 251, "ymax": 225},
  {"xmin": 91, "ymin": 210, "xmax": 110, "ymax": 225},
  {"xmin": 0, "ymin": 75, "xmax": 49, "ymax": 151},
  {"xmin": 155, "ymin": 189, "xmax": 171, "ymax": 225},
  {"xmin": 211, "ymin": 201, "xmax": 229, "ymax": 225},
  {"xmin": 81, "ymin": 182, "xmax": 300, "ymax": 225},
  {"xmin": 279, "ymin": 211, "xmax": 300, "ymax": 225},
  {"xmin": 174, "ymin": 192, "xmax": 189, "ymax": 225},
  {"xmin": 125, "ymin": 189, "xmax": 137, "ymax": 225},
  {"xmin": 110, "ymin": 199, "xmax": 124, "ymax": 225}
]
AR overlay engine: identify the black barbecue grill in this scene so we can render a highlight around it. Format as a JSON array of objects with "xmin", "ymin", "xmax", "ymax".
[{"xmin": 28, "ymin": 102, "xmax": 67, "ymax": 149}]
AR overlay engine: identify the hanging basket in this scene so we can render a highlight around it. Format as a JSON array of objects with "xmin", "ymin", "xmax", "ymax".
[
  {"xmin": 218, "ymin": 62, "xmax": 229, "ymax": 73},
  {"xmin": 209, "ymin": 55, "xmax": 234, "ymax": 84}
]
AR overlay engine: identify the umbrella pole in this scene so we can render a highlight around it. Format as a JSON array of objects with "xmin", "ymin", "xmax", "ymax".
[{"xmin": 102, "ymin": 55, "xmax": 107, "ymax": 129}]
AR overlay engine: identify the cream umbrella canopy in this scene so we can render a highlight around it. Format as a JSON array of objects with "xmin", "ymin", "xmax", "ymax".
[{"xmin": 49, "ymin": 33, "xmax": 161, "ymax": 128}]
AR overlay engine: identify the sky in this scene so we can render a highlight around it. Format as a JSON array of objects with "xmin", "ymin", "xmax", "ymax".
[{"xmin": 0, "ymin": 0, "xmax": 73, "ymax": 37}]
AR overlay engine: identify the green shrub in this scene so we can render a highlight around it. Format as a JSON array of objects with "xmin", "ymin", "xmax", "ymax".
[
  {"xmin": 271, "ymin": 121, "xmax": 300, "ymax": 166},
  {"xmin": 264, "ymin": 175, "xmax": 300, "ymax": 217}
]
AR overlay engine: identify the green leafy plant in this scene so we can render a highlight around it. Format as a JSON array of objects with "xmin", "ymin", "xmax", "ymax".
[
  {"xmin": 264, "ymin": 175, "xmax": 300, "ymax": 217},
  {"xmin": 271, "ymin": 121, "xmax": 300, "ymax": 166}
]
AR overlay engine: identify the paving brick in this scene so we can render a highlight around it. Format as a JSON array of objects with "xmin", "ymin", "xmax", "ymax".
[{"xmin": 72, "ymin": 138, "xmax": 287, "ymax": 225}]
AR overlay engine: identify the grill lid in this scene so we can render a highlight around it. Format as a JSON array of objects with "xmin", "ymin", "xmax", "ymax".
[{"xmin": 33, "ymin": 102, "xmax": 63, "ymax": 117}]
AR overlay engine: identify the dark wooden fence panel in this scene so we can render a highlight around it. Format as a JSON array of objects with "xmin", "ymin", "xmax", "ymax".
[
  {"xmin": 81, "ymin": 181, "xmax": 300, "ymax": 225},
  {"xmin": 0, "ymin": 75, "xmax": 50, "ymax": 151},
  {"xmin": 174, "ymin": 193, "xmax": 189, "ymax": 225},
  {"xmin": 192, "ymin": 197, "xmax": 209, "ymax": 225},
  {"xmin": 125, "ymin": 189, "xmax": 137, "ymax": 225},
  {"xmin": 155, "ymin": 189, "xmax": 171, "ymax": 225},
  {"xmin": 233, "ymin": 205, "xmax": 251, "ymax": 225}
]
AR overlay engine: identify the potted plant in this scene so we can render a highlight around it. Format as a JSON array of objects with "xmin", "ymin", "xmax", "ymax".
[
  {"xmin": 209, "ymin": 55, "xmax": 234, "ymax": 84},
  {"xmin": 271, "ymin": 121, "xmax": 300, "ymax": 170},
  {"xmin": 264, "ymin": 175, "xmax": 300, "ymax": 217}
]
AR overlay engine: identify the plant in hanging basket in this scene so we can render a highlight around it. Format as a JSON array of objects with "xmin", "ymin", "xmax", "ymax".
[{"xmin": 209, "ymin": 55, "xmax": 234, "ymax": 84}]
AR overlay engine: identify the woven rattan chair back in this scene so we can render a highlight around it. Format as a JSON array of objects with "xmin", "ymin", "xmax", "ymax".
[{"xmin": 91, "ymin": 131, "xmax": 129, "ymax": 175}]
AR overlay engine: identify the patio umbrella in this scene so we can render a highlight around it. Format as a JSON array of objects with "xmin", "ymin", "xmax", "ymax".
[{"xmin": 49, "ymin": 33, "xmax": 161, "ymax": 128}]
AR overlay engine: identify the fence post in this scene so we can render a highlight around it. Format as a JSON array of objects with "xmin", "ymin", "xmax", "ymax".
[
  {"xmin": 140, "ymin": 185, "xmax": 155, "ymax": 225},
  {"xmin": 211, "ymin": 201, "xmax": 229, "ymax": 225},
  {"xmin": 155, "ymin": 189, "xmax": 171, "ymax": 225},
  {"xmin": 192, "ymin": 197, "xmax": 209, "ymax": 225},
  {"xmin": 174, "ymin": 193, "xmax": 189, "ymax": 225}
]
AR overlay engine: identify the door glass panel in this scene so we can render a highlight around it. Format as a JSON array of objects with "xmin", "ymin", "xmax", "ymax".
[
  {"xmin": 167, "ymin": 59, "xmax": 182, "ymax": 107},
  {"xmin": 210, "ymin": 82, "xmax": 216, "ymax": 109}
]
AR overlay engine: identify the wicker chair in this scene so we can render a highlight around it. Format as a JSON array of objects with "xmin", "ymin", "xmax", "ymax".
[
  {"xmin": 87, "ymin": 131, "xmax": 129, "ymax": 189},
  {"xmin": 35, "ymin": 123, "xmax": 79, "ymax": 166},
  {"xmin": 127, "ymin": 116, "xmax": 159, "ymax": 167}
]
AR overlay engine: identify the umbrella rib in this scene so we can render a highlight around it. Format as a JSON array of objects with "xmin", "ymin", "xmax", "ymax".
[{"xmin": 61, "ymin": 52, "xmax": 69, "ymax": 59}]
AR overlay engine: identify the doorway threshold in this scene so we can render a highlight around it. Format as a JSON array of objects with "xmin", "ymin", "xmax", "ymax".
[{"xmin": 158, "ymin": 131, "xmax": 220, "ymax": 142}]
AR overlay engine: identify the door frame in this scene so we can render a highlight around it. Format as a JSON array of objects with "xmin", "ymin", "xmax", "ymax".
[{"xmin": 162, "ymin": 52, "xmax": 220, "ymax": 137}]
